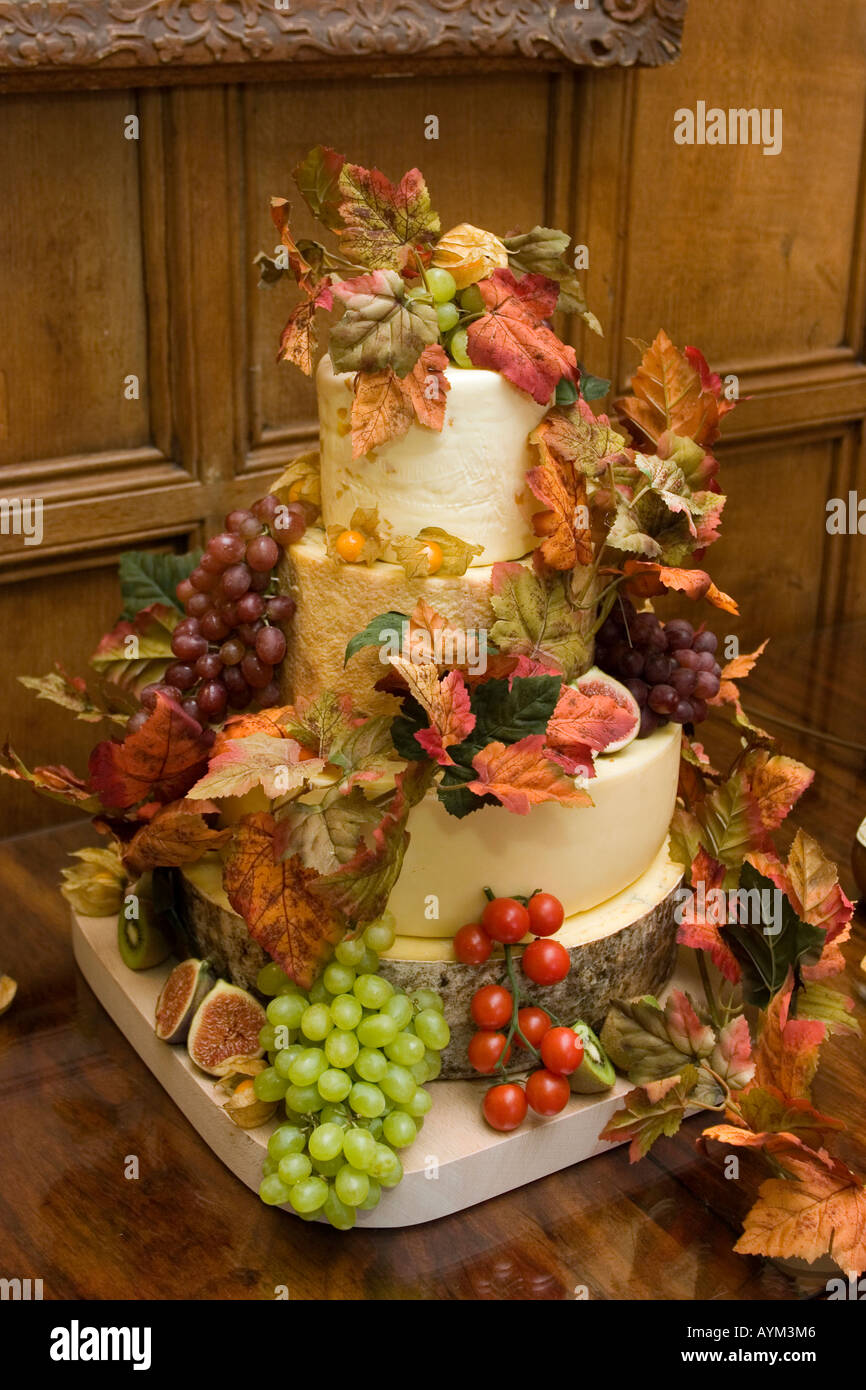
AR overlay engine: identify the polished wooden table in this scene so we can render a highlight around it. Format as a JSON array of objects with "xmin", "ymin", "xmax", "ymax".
[{"xmin": 1, "ymin": 622, "xmax": 864, "ymax": 1301}]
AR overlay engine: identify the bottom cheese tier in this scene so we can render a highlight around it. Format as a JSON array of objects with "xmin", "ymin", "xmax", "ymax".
[{"xmin": 178, "ymin": 842, "xmax": 681, "ymax": 1079}]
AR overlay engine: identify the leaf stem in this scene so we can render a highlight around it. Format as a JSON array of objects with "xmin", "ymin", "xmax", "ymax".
[{"xmin": 697, "ymin": 950, "xmax": 722, "ymax": 1031}]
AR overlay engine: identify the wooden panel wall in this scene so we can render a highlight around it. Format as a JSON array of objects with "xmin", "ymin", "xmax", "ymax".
[{"xmin": 1, "ymin": 0, "xmax": 865, "ymax": 835}]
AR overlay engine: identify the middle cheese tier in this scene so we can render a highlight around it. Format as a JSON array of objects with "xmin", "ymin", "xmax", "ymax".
[{"xmin": 278, "ymin": 529, "xmax": 595, "ymax": 714}]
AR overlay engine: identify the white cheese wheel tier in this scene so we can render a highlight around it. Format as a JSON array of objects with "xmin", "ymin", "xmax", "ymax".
[
  {"xmin": 388, "ymin": 722, "xmax": 681, "ymax": 937},
  {"xmin": 317, "ymin": 353, "xmax": 549, "ymax": 565}
]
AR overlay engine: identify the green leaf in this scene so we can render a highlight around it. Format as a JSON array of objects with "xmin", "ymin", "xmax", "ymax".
[
  {"xmin": 555, "ymin": 376, "xmax": 579, "ymax": 406},
  {"xmin": 489, "ymin": 564, "xmax": 591, "ymax": 681},
  {"xmin": 464, "ymin": 675, "xmax": 561, "ymax": 749},
  {"xmin": 798, "ymin": 981, "xmax": 860, "ymax": 1037},
  {"xmin": 277, "ymin": 785, "xmax": 389, "ymax": 875},
  {"xmin": 503, "ymin": 225, "xmax": 601, "ymax": 334},
  {"xmin": 600, "ymin": 997, "xmax": 696, "ymax": 1084},
  {"xmin": 600, "ymin": 1066, "xmax": 700, "ymax": 1161},
  {"xmin": 118, "ymin": 551, "xmax": 200, "ymax": 621},
  {"xmin": 344, "ymin": 611, "xmax": 408, "ymax": 666},
  {"xmin": 723, "ymin": 863, "xmax": 826, "ymax": 1008},
  {"xmin": 329, "ymin": 270, "xmax": 439, "ymax": 378},
  {"xmin": 580, "ymin": 371, "xmax": 611, "ymax": 402},
  {"xmin": 293, "ymin": 145, "xmax": 346, "ymax": 231}
]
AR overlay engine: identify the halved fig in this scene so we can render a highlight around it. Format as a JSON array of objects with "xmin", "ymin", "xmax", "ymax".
[
  {"xmin": 155, "ymin": 958, "xmax": 214, "ymax": 1043},
  {"xmin": 569, "ymin": 665, "xmax": 641, "ymax": 754},
  {"xmin": 187, "ymin": 980, "xmax": 266, "ymax": 1077}
]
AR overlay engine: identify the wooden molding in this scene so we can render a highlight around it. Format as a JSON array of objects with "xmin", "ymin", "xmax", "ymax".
[{"xmin": 0, "ymin": 1, "xmax": 687, "ymax": 90}]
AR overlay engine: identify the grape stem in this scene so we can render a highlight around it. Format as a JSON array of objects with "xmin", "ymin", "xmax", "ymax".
[{"xmin": 492, "ymin": 943, "xmax": 565, "ymax": 1076}]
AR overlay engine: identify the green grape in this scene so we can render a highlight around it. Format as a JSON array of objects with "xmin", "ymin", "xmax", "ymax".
[
  {"xmin": 369, "ymin": 1144, "xmax": 403, "ymax": 1187},
  {"xmin": 259, "ymin": 1174, "xmax": 292, "ymax": 1206},
  {"xmin": 335, "ymin": 936, "xmax": 366, "ymax": 968},
  {"xmin": 268, "ymin": 1123, "xmax": 307, "ymax": 1160},
  {"xmin": 436, "ymin": 301, "xmax": 459, "ymax": 333},
  {"xmin": 273, "ymin": 1043, "xmax": 304, "ymax": 1080},
  {"xmin": 330, "ymin": 993, "xmax": 363, "ymax": 1031},
  {"xmin": 323, "ymin": 961, "xmax": 356, "ymax": 995},
  {"xmin": 317, "ymin": 1068, "xmax": 352, "ymax": 1103},
  {"xmin": 267, "ymin": 993, "xmax": 306, "ymax": 1030},
  {"xmin": 352, "ymin": 973, "xmax": 394, "ymax": 1010},
  {"xmin": 358, "ymin": 946, "xmax": 379, "ymax": 974},
  {"xmin": 411, "ymin": 989, "xmax": 444, "ymax": 1014},
  {"xmin": 259, "ymin": 1023, "xmax": 278, "ymax": 1052},
  {"xmin": 261, "ymin": 1155, "xmax": 279, "ymax": 1177},
  {"xmin": 410, "ymin": 1059, "xmax": 430, "ymax": 1084},
  {"xmin": 288, "ymin": 1047, "xmax": 328, "ymax": 1087},
  {"xmin": 277, "ymin": 1152, "xmax": 313, "ymax": 1185},
  {"xmin": 320, "ymin": 1104, "xmax": 350, "ymax": 1127},
  {"xmin": 349, "ymin": 1081, "xmax": 386, "ymax": 1118},
  {"xmin": 358, "ymin": 1177, "xmax": 382, "ymax": 1210},
  {"xmin": 400, "ymin": 1086, "xmax": 432, "ymax": 1119},
  {"xmin": 308, "ymin": 977, "xmax": 332, "ymax": 1005},
  {"xmin": 382, "ymin": 993, "xmax": 413, "ymax": 1030},
  {"xmin": 289, "ymin": 1176, "xmax": 329, "ymax": 1214},
  {"xmin": 426, "ymin": 267, "xmax": 457, "ymax": 303},
  {"xmin": 285, "ymin": 1082, "xmax": 325, "ymax": 1114},
  {"xmin": 380, "ymin": 1063, "xmax": 417, "ymax": 1105},
  {"xmin": 343, "ymin": 1127, "xmax": 377, "ymax": 1171},
  {"xmin": 253, "ymin": 1067, "xmax": 289, "ymax": 1102},
  {"xmin": 459, "ymin": 284, "xmax": 484, "ymax": 313},
  {"xmin": 385, "ymin": 1030, "xmax": 426, "ymax": 1067},
  {"xmin": 323, "ymin": 1184, "xmax": 356, "ymax": 1230},
  {"xmin": 301, "ymin": 1003, "xmax": 333, "ymax": 1041},
  {"xmin": 449, "ymin": 328, "xmax": 473, "ymax": 368},
  {"xmin": 405, "ymin": 285, "xmax": 433, "ymax": 303},
  {"xmin": 311, "ymin": 1154, "xmax": 344, "ymax": 1177},
  {"xmin": 355, "ymin": 1047, "xmax": 388, "ymax": 1083},
  {"xmin": 256, "ymin": 961, "xmax": 289, "ymax": 996},
  {"xmin": 414, "ymin": 1008, "xmax": 451, "ymax": 1051},
  {"xmin": 383, "ymin": 1111, "xmax": 417, "ymax": 1149},
  {"xmin": 325, "ymin": 1028, "xmax": 360, "ymax": 1069},
  {"xmin": 363, "ymin": 1116, "xmax": 385, "ymax": 1141},
  {"xmin": 308, "ymin": 1121, "xmax": 345, "ymax": 1162},
  {"xmin": 357, "ymin": 1012, "xmax": 399, "ymax": 1048},
  {"xmin": 363, "ymin": 911, "xmax": 396, "ymax": 953},
  {"xmin": 423, "ymin": 1049, "xmax": 442, "ymax": 1081},
  {"xmin": 335, "ymin": 1164, "xmax": 370, "ymax": 1207},
  {"xmin": 277, "ymin": 978, "xmax": 305, "ymax": 997}
]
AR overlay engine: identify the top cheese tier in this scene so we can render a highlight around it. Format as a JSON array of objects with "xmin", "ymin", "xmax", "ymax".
[{"xmin": 317, "ymin": 354, "xmax": 549, "ymax": 567}]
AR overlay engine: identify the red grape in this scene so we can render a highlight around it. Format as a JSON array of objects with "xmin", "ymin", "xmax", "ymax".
[
  {"xmin": 220, "ymin": 637, "xmax": 245, "ymax": 666},
  {"xmin": 174, "ymin": 616, "xmax": 200, "ymax": 636},
  {"xmin": 198, "ymin": 680, "xmax": 228, "ymax": 718},
  {"xmin": 209, "ymin": 532, "xmax": 246, "ymax": 565},
  {"xmin": 181, "ymin": 698, "xmax": 201, "ymax": 724},
  {"xmin": 620, "ymin": 647, "xmax": 645, "ymax": 678},
  {"xmin": 189, "ymin": 566, "xmax": 217, "ymax": 593},
  {"xmin": 164, "ymin": 661, "xmax": 197, "ymax": 692},
  {"xmin": 126, "ymin": 710, "xmax": 150, "ymax": 735},
  {"xmin": 255, "ymin": 626, "xmax": 286, "ymax": 664},
  {"xmin": 252, "ymin": 495, "xmax": 280, "ymax": 524},
  {"xmin": 273, "ymin": 503, "xmax": 308, "ymax": 546},
  {"xmin": 266, "ymin": 595, "xmax": 296, "ymax": 624},
  {"xmin": 241, "ymin": 653, "xmax": 274, "ymax": 689},
  {"xmin": 199, "ymin": 549, "xmax": 227, "ymax": 575},
  {"xmin": 257, "ymin": 681, "xmax": 281, "ymax": 708},
  {"xmin": 694, "ymin": 651, "xmax": 717, "ymax": 673},
  {"xmin": 247, "ymin": 534, "xmax": 280, "ymax": 572},
  {"xmin": 674, "ymin": 648, "xmax": 701, "ymax": 670},
  {"xmin": 249, "ymin": 569, "xmax": 271, "ymax": 593},
  {"xmin": 693, "ymin": 670, "xmax": 721, "ymax": 700},
  {"xmin": 187, "ymin": 591, "xmax": 211, "ymax": 618},
  {"xmin": 199, "ymin": 611, "xmax": 230, "ymax": 642},
  {"xmin": 195, "ymin": 652, "xmax": 223, "ymax": 680},
  {"xmin": 225, "ymin": 508, "xmax": 255, "ymax": 534},
  {"xmin": 671, "ymin": 667, "xmax": 697, "ymax": 697},
  {"xmin": 644, "ymin": 653, "xmax": 672, "ymax": 684},
  {"xmin": 639, "ymin": 706, "xmax": 661, "ymax": 737},
  {"xmin": 665, "ymin": 620, "xmax": 694, "ymax": 650},
  {"xmin": 672, "ymin": 698, "xmax": 695, "ymax": 724},
  {"xmin": 236, "ymin": 592, "xmax": 265, "ymax": 623},
  {"xmin": 171, "ymin": 630, "xmax": 208, "ymax": 661},
  {"xmin": 238, "ymin": 515, "xmax": 262, "ymax": 540},
  {"xmin": 648, "ymin": 683, "xmax": 677, "ymax": 715},
  {"xmin": 237, "ymin": 621, "xmax": 262, "ymax": 646},
  {"xmin": 692, "ymin": 631, "xmax": 718, "ymax": 655},
  {"xmin": 222, "ymin": 564, "xmax": 252, "ymax": 599},
  {"xmin": 625, "ymin": 678, "xmax": 649, "ymax": 707},
  {"xmin": 176, "ymin": 578, "xmax": 195, "ymax": 605}
]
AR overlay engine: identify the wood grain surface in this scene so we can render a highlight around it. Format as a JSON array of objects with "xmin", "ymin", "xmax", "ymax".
[{"xmin": 0, "ymin": 620, "xmax": 863, "ymax": 1300}]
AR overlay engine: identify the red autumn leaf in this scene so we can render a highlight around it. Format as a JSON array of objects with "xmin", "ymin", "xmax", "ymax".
[
  {"xmin": 615, "ymin": 330, "xmax": 722, "ymax": 449},
  {"xmin": 0, "ymin": 742, "xmax": 103, "ymax": 812},
  {"xmin": 683, "ymin": 345, "xmax": 737, "ymax": 422},
  {"xmin": 223, "ymin": 811, "xmax": 343, "ymax": 990},
  {"xmin": 744, "ymin": 748, "xmax": 815, "ymax": 833},
  {"xmin": 270, "ymin": 197, "xmax": 322, "ymax": 297},
  {"xmin": 734, "ymin": 1145, "xmax": 866, "ymax": 1277},
  {"xmin": 468, "ymin": 735, "xmax": 593, "ymax": 815},
  {"xmin": 749, "ymin": 830, "xmax": 855, "ymax": 983},
  {"xmin": 753, "ymin": 971, "xmax": 826, "ymax": 1100},
  {"xmin": 335, "ymin": 161, "xmax": 440, "ymax": 271},
  {"xmin": 526, "ymin": 446, "xmax": 592, "ymax": 571},
  {"xmin": 466, "ymin": 268, "xmax": 578, "ymax": 405},
  {"xmin": 88, "ymin": 693, "xmax": 211, "ymax": 811},
  {"xmin": 277, "ymin": 298, "xmax": 318, "ymax": 375},
  {"xmin": 676, "ymin": 847, "xmax": 741, "ymax": 982},
  {"xmin": 399, "ymin": 342, "xmax": 450, "ymax": 431},
  {"xmin": 120, "ymin": 797, "xmax": 232, "ymax": 878},
  {"xmin": 546, "ymin": 680, "xmax": 638, "ymax": 756},
  {"xmin": 622, "ymin": 559, "xmax": 739, "ymax": 614}
]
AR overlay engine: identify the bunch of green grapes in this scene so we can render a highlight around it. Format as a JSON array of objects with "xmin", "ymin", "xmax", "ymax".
[
  {"xmin": 407, "ymin": 268, "xmax": 485, "ymax": 369},
  {"xmin": 252, "ymin": 912, "xmax": 451, "ymax": 1229}
]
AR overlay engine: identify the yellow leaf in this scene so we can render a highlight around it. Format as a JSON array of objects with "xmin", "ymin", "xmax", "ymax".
[{"xmin": 432, "ymin": 223, "xmax": 508, "ymax": 289}]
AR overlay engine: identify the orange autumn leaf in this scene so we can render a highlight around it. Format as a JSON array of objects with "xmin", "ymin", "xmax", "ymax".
[
  {"xmin": 749, "ymin": 830, "xmax": 855, "ymax": 983},
  {"xmin": 721, "ymin": 639, "xmax": 769, "ymax": 682},
  {"xmin": 468, "ymin": 735, "xmax": 593, "ymax": 815},
  {"xmin": 677, "ymin": 846, "xmax": 741, "ymax": 982},
  {"xmin": 615, "ymin": 330, "xmax": 721, "ymax": 449},
  {"xmin": 88, "ymin": 693, "xmax": 211, "ymax": 811},
  {"xmin": 214, "ymin": 706, "xmax": 298, "ymax": 753},
  {"xmin": 223, "ymin": 812, "xmax": 342, "ymax": 989},
  {"xmin": 350, "ymin": 344, "xmax": 450, "ymax": 458},
  {"xmin": 121, "ymin": 797, "xmax": 232, "ymax": 878},
  {"xmin": 527, "ymin": 424, "xmax": 593, "ymax": 571},
  {"xmin": 735, "ymin": 1145, "xmax": 866, "ymax": 1277},
  {"xmin": 389, "ymin": 658, "xmax": 475, "ymax": 765},
  {"xmin": 744, "ymin": 748, "xmax": 815, "ymax": 832},
  {"xmin": 753, "ymin": 972, "xmax": 826, "ymax": 1100},
  {"xmin": 399, "ymin": 343, "xmax": 450, "ymax": 430},
  {"xmin": 546, "ymin": 681, "xmax": 636, "ymax": 756},
  {"xmin": 622, "ymin": 559, "xmax": 738, "ymax": 614}
]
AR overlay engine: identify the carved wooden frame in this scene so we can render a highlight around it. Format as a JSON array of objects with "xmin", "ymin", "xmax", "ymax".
[{"xmin": 0, "ymin": 1, "xmax": 687, "ymax": 90}]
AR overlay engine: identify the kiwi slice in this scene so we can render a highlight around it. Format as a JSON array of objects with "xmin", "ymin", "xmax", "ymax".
[
  {"xmin": 117, "ymin": 873, "xmax": 172, "ymax": 971},
  {"xmin": 568, "ymin": 1021, "xmax": 616, "ymax": 1094}
]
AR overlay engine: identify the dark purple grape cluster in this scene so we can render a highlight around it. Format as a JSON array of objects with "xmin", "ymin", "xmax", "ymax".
[
  {"xmin": 594, "ymin": 599, "xmax": 722, "ymax": 738},
  {"xmin": 127, "ymin": 495, "xmax": 310, "ymax": 733}
]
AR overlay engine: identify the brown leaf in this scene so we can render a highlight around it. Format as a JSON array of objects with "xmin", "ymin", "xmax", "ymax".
[{"xmin": 121, "ymin": 798, "xmax": 232, "ymax": 878}]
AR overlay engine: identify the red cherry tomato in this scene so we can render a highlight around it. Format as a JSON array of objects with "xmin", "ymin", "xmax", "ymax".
[
  {"xmin": 540, "ymin": 1026, "xmax": 584, "ymax": 1076},
  {"xmin": 470, "ymin": 984, "xmax": 513, "ymax": 1030},
  {"xmin": 453, "ymin": 922, "xmax": 493, "ymax": 964},
  {"xmin": 521, "ymin": 938, "xmax": 570, "ymax": 986},
  {"xmin": 525, "ymin": 1068, "xmax": 571, "ymax": 1116},
  {"xmin": 527, "ymin": 892, "xmax": 565, "ymax": 937},
  {"xmin": 515, "ymin": 1006, "xmax": 552, "ymax": 1050},
  {"xmin": 468, "ymin": 1030, "xmax": 512, "ymax": 1074},
  {"xmin": 482, "ymin": 1083, "xmax": 528, "ymax": 1132},
  {"xmin": 481, "ymin": 897, "xmax": 531, "ymax": 944}
]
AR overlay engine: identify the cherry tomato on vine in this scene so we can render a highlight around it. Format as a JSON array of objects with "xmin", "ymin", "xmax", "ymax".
[
  {"xmin": 527, "ymin": 892, "xmax": 565, "ymax": 937},
  {"xmin": 453, "ymin": 922, "xmax": 493, "ymax": 964},
  {"xmin": 481, "ymin": 897, "xmax": 531, "ymax": 944},
  {"xmin": 525, "ymin": 1068, "xmax": 570, "ymax": 1116},
  {"xmin": 521, "ymin": 938, "xmax": 570, "ymax": 986},
  {"xmin": 540, "ymin": 1026, "xmax": 584, "ymax": 1076},
  {"xmin": 468, "ymin": 1031, "xmax": 511, "ymax": 1074},
  {"xmin": 515, "ymin": 1006, "xmax": 552, "ymax": 1050},
  {"xmin": 482, "ymin": 1083, "xmax": 528, "ymax": 1132},
  {"xmin": 470, "ymin": 984, "xmax": 513, "ymax": 1030}
]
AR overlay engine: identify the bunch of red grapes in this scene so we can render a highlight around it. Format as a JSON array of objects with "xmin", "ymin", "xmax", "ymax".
[
  {"xmin": 595, "ymin": 598, "xmax": 722, "ymax": 738},
  {"xmin": 128, "ymin": 495, "xmax": 311, "ymax": 733}
]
